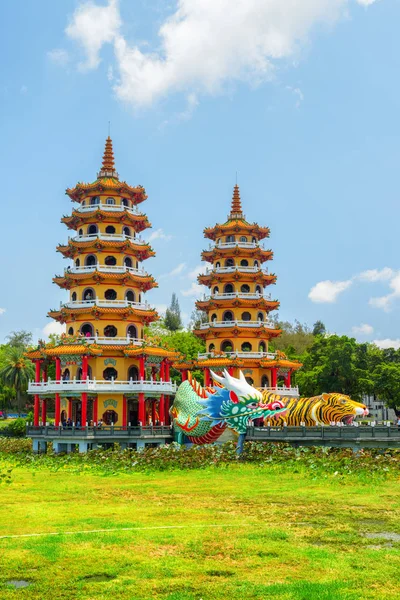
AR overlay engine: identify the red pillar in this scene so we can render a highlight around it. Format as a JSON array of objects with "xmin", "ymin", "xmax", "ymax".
[
  {"xmin": 68, "ymin": 399, "xmax": 72, "ymax": 420},
  {"xmin": 138, "ymin": 392, "xmax": 145, "ymax": 425},
  {"xmin": 82, "ymin": 355, "xmax": 88, "ymax": 380},
  {"xmin": 165, "ymin": 361, "xmax": 170, "ymax": 381},
  {"xmin": 151, "ymin": 400, "xmax": 156, "ymax": 424},
  {"xmin": 139, "ymin": 355, "xmax": 145, "ymax": 380},
  {"xmin": 164, "ymin": 398, "xmax": 170, "ymax": 425},
  {"xmin": 205, "ymin": 368, "xmax": 211, "ymax": 387},
  {"xmin": 55, "ymin": 394, "xmax": 61, "ymax": 425},
  {"xmin": 160, "ymin": 360, "xmax": 165, "ymax": 381},
  {"xmin": 285, "ymin": 371, "xmax": 292, "ymax": 388},
  {"xmin": 81, "ymin": 394, "xmax": 88, "ymax": 426},
  {"xmin": 34, "ymin": 395, "xmax": 40, "ymax": 426},
  {"xmin": 159, "ymin": 395, "xmax": 165, "ymax": 424},
  {"xmin": 55, "ymin": 357, "xmax": 61, "ymax": 381},
  {"xmin": 35, "ymin": 360, "xmax": 41, "ymax": 382},
  {"xmin": 41, "ymin": 399, "xmax": 47, "ymax": 425},
  {"xmin": 122, "ymin": 396, "xmax": 127, "ymax": 428},
  {"xmin": 182, "ymin": 370, "xmax": 188, "ymax": 382},
  {"xmin": 271, "ymin": 368, "xmax": 277, "ymax": 388},
  {"xmin": 42, "ymin": 366, "xmax": 48, "ymax": 382},
  {"xmin": 93, "ymin": 397, "xmax": 98, "ymax": 423}
]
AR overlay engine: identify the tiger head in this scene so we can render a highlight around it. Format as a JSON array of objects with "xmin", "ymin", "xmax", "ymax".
[{"xmin": 319, "ymin": 393, "xmax": 369, "ymax": 424}]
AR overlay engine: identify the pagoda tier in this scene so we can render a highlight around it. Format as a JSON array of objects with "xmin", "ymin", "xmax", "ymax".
[
  {"xmin": 180, "ymin": 184, "xmax": 302, "ymax": 390},
  {"xmin": 61, "ymin": 208, "xmax": 151, "ymax": 233},
  {"xmin": 57, "ymin": 237, "xmax": 155, "ymax": 261},
  {"xmin": 48, "ymin": 304, "xmax": 158, "ymax": 325},
  {"xmin": 53, "ymin": 270, "xmax": 157, "ymax": 292},
  {"xmin": 201, "ymin": 245, "xmax": 273, "ymax": 264}
]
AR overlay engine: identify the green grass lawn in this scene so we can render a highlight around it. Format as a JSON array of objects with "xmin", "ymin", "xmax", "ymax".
[{"xmin": 0, "ymin": 461, "xmax": 399, "ymax": 600}]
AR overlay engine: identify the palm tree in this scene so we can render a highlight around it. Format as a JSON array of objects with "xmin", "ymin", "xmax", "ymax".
[{"xmin": 0, "ymin": 347, "xmax": 34, "ymax": 414}]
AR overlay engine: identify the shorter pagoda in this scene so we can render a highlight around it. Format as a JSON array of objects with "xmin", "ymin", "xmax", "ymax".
[{"xmin": 175, "ymin": 185, "xmax": 301, "ymax": 390}]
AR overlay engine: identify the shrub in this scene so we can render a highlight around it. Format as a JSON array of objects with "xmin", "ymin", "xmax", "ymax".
[{"xmin": 6, "ymin": 418, "xmax": 27, "ymax": 437}]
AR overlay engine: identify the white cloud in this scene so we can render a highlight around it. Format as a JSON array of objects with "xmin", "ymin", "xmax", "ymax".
[
  {"xmin": 352, "ymin": 323, "xmax": 374, "ymax": 335},
  {"xmin": 181, "ymin": 282, "xmax": 204, "ymax": 297},
  {"xmin": 357, "ymin": 0, "xmax": 379, "ymax": 6},
  {"xmin": 66, "ymin": 0, "xmax": 121, "ymax": 71},
  {"xmin": 42, "ymin": 322, "xmax": 66, "ymax": 339},
  {"xmin": 369, "ymin": 271, "xmax": 400, "ymax": 312},
  {"xmin": 160, "ymin": 262, "xmax": 187, "ymax": 278},
  {"xmin": 308, "ymin": 279, "xmax": 352, "ymax": 303},
  {"xmin": 147, "ymin": 228, "xmax": 173, "ymax": 243},
  {"xmin": 47, "ymin": 48, "xmax": 70, "ymax": 66},
  {"xmin": 153, "ymin": 303, "xmax": 168, "ymax": 315},
  {"xmin": 373, "ymin": 338, "xmax": 400, "ymax": 350},
  {"xmin": 65, "ymin": 0, "xmax": 379, "ymax": 108},
  {"xmin": 0, "ymin": 308, "xmax": 6, "ymax": 315},
  {"xmin": 357, "ymin": 267, "xmax": 394, "ymax": 282},
  {"xmin": 188, "ymin": 264, "xmax": 205, "ymax": 280}
]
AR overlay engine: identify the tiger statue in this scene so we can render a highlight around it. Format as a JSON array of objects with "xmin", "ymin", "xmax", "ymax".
[{"xmin": 259, "ymin": 391, "xmax": 368, "ymax": 426}]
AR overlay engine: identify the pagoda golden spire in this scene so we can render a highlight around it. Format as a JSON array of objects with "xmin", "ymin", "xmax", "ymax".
[
  {"xmin": 229, "ymin": 184, "xmax": 244, "ymax": 219},
  {"xmin": 98, "ymin": 136, "xmax": 119, "ymax": 179}
]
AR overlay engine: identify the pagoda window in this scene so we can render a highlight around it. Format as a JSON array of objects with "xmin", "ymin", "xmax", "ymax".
[
  {"xmin": 106, "ymin": 197, "xmax": 115, "ymax": 205},
  {"xmin": 138, "ymin": 293, "xmax": 142, "ymax": 302},
  {"xmin": 221, "ymin": 340, "xmax": 233, "ymax": 352},
  {"xmin": 127, "ymin": 325, "xmax": 137, "ymax": 339},
  {"xmin": 123, "ymin": 226, "xmax": 131, "ymax": 237},
  {"xmin": 104, "ymin": 325, "xmax": 117, "ymax": 338},
  {"xmin": 223, "ymin": 311, "xmax": 234, "ymax": 322},
  {"xmin": 259, "ymin": 341, "xmax": 266, "ymax": 352},
  {"xmin": 68, "ymin": 327, "xmax": 74, "ymax": 335},
  {"xmin": 215, "ymin": 262, "xmax": 221, "ymax": 268},
  {"xmin": 255, "ymin": 285, "xmax": 262, "ymax": 295},
  {"xmin": 213, "ymin": 286, "xmax": 219, "ymax": 295},
  {"xmin": 78, "ymin": 228, "xmax": 83, "ymax": 236},
  {"xmin": 240, "ymin": 236, "xmax": 248, "ymax": 243},
  {"xmin": 128, "ymin": 365, "xmax": 139, "ymax": 381},
  {"xmin": 241, "ymin": 342, "xmax": 252, "ymax": 352},
  {"xmin": 81, "ymin": 200, "xmax": 86, "ymax": 207},
  {"xmin": 81, "ymin": 323, "xmax": 94, "ymax": 337},
  {"xmin": 71, "ymin": 292, "xmax": 77, "ymax": 301},
  {"xmin": 83, "ymin": 288, "xmax": 95, "ymax": 301},
  {"xmin": 62, "ymin": 369, "xmax": 70, "ymax": 381},
  {"xmin": 208, "ymin": 343, "xmax": 215, "ymax": 352},
  {"xmin": 88, "ymin": 224, "xmax": 98, "ymax": 235},
  {"xmin": 252, "ymin": 237, "xmax": 256, "ymax": 243},
  {"xmin": 78, "ymin": 366, "xmax": 92, "ymax": 380},
  {"xmin": 257, "ymin": 312, "xmax": 264, "ymax": 322},
  {"xmin": 224, "ymin": 284, "xmax": 234, "ymax": 294},
  {"xmin": 85, "ymin": 255, "xmax": 97, "ymax": 266},
  {"xmin": 240, "ymin": 259, "xmax": 249, "ymax": 267},
  {"xmin": 105, "ymin": 256, "xmax": 117, "ymax": 266},
  {"xmin": 105, "ymin": 289, "xmax": 117, "ymax": 300},
  {"xmin": 211, "ymin": 313, "xmax": 217, "ymax": 322},
  {"xmin": 124, "ymin": 257, "xmax": 133, "ymax": 268},
  {"xmin": 103, "ymin": 367, "xmax": 118, "ymax": 380},
  {"xmin": 261, "ymin": 375, "xmax": 269, "ymax": 387},
  {"xmin": 102, "ymin": 410, "xmax": 118, "ymax": 425},
  {"xmin": 254, "ymin": 260, "xmax": 259, "ymax": 267},
  {"xmin": 105, "ymin": 225, "xmax": 116, "ymax": 234},
  {"xmin": 241, "ymin": 284, "xmax": 250, "ymax": 293},
  {"xmin": 225, "ymin": 258, "xmax": 235, "ymax": 267},
  {"xmin": 90, "ymin": 196, "xmax": 100, "ymax": 205},
  {"xmin": 126, "ymin": 290, "xmax": 135, "ymax": 303},
  {"xmin": 246, "ymin": 377, "xmax": 254, "ymax": 385},
  {"xmin": 226, "ymin": 235, "xmax": 235, "ymax": 243},
  {"xmin": 122, "ymin": 198, "xmax": 129, "ymax": 207},
  {"xmin": 75, "ymin": 258, "xmax": 80, "ymax": 267},
  {"xmin": 241, "ymin": 311, "xmax": 251, "ymax": 321}
]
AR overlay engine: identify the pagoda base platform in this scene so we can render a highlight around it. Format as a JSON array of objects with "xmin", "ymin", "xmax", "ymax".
[{"xmin": 27, "ymin": 425, "xmax": 172, "ymax": 453}]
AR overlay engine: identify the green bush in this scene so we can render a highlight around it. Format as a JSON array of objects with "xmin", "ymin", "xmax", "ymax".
[{"xmin": 6, "ymin": 417, "xmax": 27, "ymax": 437}]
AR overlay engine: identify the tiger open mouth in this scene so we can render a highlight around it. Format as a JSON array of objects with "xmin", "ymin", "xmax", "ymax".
[{"xmin": 342, "ymin": 415, "xmax": 355, "ymax": 425}]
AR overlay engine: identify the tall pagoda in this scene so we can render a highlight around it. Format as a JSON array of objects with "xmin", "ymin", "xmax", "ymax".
[
  {"xmin": 182, "ymin": 185, "xmax": 301, "ymax": 389},
  {"xmin": 26, "ymin": 138, "xmax": 178, "ymax": 438}
]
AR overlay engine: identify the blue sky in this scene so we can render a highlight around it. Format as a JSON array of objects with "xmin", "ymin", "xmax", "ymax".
[{"xmin": 1, "ymin": 0, "xmax": 399, "ymax": 348}]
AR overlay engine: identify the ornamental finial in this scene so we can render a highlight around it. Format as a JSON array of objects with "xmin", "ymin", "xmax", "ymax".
[
  {"xmin": 97, "ymin": 136, "xmax": 119, "ymax": 179},
  {"xmin": 229, "ymin": 184, "xmax": 244, "ymax": 219}
]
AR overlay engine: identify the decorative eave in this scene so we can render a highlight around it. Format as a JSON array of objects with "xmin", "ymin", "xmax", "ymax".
[
  {"xmin": 66, "ymin": 179, "xmax": 147, "ymax": 204},
  {"xmin": 260, "ymin": 358, "xmax": 302, "ymax": 371},
  {"xmin": 25, "ymin": 344, "xmax": 101, "ymax": 359},
  {"xmin": 197, "ymin": 272, "xmax": 277, "ymax": 287},
  {"xmin": 201, "ymin": 247, "xmax": 273, "ymax": 263},
  {"xmin": 193, "ymin": 326, "xmax": 282, "ymax": 339},
  {"xmin": 56, "ymin": 239, "xmax": 155, "ymax": 261},
  {"xmin": 195, "ymin": 298, "xmax": 280, "ymax": 312},
  {"xmin": 48, "ymin": 306, "xmax": 159, "ymax": 324},
  {"xmin": 53, "ymin": 272, "xmax": 158, "ymax": 292},
  {"xmin": 172, "ymin": 360, "xmax": 195, "ymax": 370},
  {"xmin": 61, "ymin": 210, "xmax": 151, "ymax": 233},
  {"xmin": 123, "ymin": 347, "xmax": 180, "ymax": 360},
  {"xmin": 204, "ymin": 221, "xmax": 270, "ymax": 241}
]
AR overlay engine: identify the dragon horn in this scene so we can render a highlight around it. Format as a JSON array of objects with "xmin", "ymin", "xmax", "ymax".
[
  {"xmin": 238, "ymin": 370, "xmax": 247, "ymax": 383},
  {"xmin": 210, "ymin": 370, "xmax": 225, "ymax": 385}
]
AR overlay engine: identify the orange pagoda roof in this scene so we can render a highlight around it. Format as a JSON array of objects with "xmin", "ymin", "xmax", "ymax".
[
  {"xmin": 198, "ymin": 270, "xmax": 277, "ymax": 287},
  {"xmin": 195, "ymin": 297, "xmax": 280, "ymax": 312},
  {"xmin": 61, "ymin": 210, "xmax": 151, "ymax": 233},
  {"xmin": 57, "ymin": 238, "xmax": 155, "ymax": 261},
  {"xmin": 48, "ymin": 305, "xmax": 158, "ymax": 324},
  {"xmin": 194, "ymin": 324, "xmax": 282, "ymax": 340},
  {"xmin": 66, "ymin": 137, "xmax": 147, "ymax": 204},
  {"xmin": 53, "ymin": 271, "xmax": 158, "ymax": 292},
  {"xmin": 201, "ymin": 246, "xmax": 273, "ymax": 264}
]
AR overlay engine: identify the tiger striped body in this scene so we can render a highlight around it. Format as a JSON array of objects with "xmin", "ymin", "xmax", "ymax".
[{"xmin": 259, "ymin": 391, "xmax": 368, "ymax": 426}]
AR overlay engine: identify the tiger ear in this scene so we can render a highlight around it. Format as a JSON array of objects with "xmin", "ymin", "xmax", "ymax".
[{"xmin": 321, "ymin": 393, "xmax": 330, "ymax": 402}]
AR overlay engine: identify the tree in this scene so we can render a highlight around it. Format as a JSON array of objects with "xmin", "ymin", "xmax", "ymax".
[
  {"xmin": 270, "ymin": 319, "xmax": 314, "ymax": 357},
  {"xmin": 6, "ymin": 331, "xmax": 32, "ymax": 349},
  {"xmin": 188, "ymin": 308, "xmax": 208, "ymax": 331},
  {"xmin": 312, "ymin": 320, "xmax": 326, "ymax": 337},
  {"xmin": 372, "ymin": 363, "xmax": 400, "ymax": 412},
  {"xmin": 0, "ymin": 347, "xmax": 35, "ymax": 414},
  {"xmin": 164, "ymin": 330, "xmax": 206, "ymax": 384},
  {"xmin": 164, "ymin": 293, "xmax": 183, "ymax": 331}
]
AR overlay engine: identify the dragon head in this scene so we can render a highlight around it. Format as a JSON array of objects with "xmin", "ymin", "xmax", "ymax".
[{"xmin": 198, "ymin": 369, "xmax": 288, "ymax": 434}]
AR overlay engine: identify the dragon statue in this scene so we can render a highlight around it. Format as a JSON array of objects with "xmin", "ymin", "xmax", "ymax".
[{"xmin": 170, "ymin": 370, "xmax": 369, "ymax": 452}]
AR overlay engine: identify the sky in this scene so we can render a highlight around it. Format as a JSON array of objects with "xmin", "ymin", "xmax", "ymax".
[{"xmin": 1, "ymin": 0, "xmax": 399, "ymax": 348}]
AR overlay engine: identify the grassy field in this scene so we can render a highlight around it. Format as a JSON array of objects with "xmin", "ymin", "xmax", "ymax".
[{"xmin": 0, "ymin": 459, "xmax": 399, "ymax": 600}]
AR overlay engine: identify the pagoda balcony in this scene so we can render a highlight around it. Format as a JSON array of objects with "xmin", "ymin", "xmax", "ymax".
[
  {"xmin": 70, "ymin": 233, "xmax": 147, "ymax": 244},
  {"xmin": 28, "ymin": 379, "xmax": 177, "ymax": 396},
  {"xmin": 202, "ymin": 292, "xmax": 272, "ymax": 301},
  {"xmin": 68, "ymin": 335, "xmax": 144, "ymax": 345},
  {"xmin": 61, "ymin": 299, "xmax": 151, "ymax": 310},
  {"xmin": 198, "ymin": 351, "xmax": 277, "ymax": 360},
  {"xmin": 204, "ymin": 266, "xmax": 268, "ymax": 275},
  {"xmin": 66, "ymin": 265, "xmax": 148, "ymax": 276},
  {"xmin": 210, "ymin": 241, "xmax": 262, "ymax": 250},
  {"xmin": 262, "ymin": 386, "xmax": 300, "ymax": 397},
  {"xmin": 76, "ymin": 203, "xmax": 142, "ymax": 216},
  {"xmin": 199, "ymin": 320, "xmax": 276, "ymax": 330}
]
